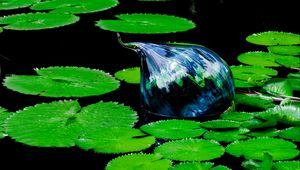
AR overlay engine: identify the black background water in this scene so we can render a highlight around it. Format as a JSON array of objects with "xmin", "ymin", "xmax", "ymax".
[{"xmin": 0, "ymin": 0, "xmax": 299, "ymax": 169}]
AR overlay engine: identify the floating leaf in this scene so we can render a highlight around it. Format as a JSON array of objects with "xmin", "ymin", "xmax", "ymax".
[
  {"xmin": 96, "ymin": 13, "xmax": 196, "ymax": 34},
  {"xmin": 276, "ymin": 56, "xmax": 300, "ymax": 68},
  {"xmin": 226, "ymin": 138, "xmax": 299, "ymax": 160},
  {"xmin": 257, "ymin": 105, "xmax": 300, "ymax": 126},
  {"xmin": 287, "ymin": 72, "xmax": 300, "ymax": 91},
  {"xmin": 242, "ymin": 159, "xmax": 262, "ymax": 169},
  {"xmin": 3, "ymin": 66, "xmax": 120, "ymax": 97},
  {"xmin": 0, "ymin": 13, "xmax": 79, "ymax": 30},
  {"xmin": 246, "ymin": 31, "xmax": 300, "ymax": 46},
  {"xmin": 268, "ymin": 46, "xmax": 300, "ymax": 56},
  {"xmin": 154, "ymin": 139, "xmax": 225, "ymax": 161},
  {"xmin": 247, "ymin": 128, "xmax": 279, "ymax": 137},
  {"xmin": 238, "ymin": 51, "xmax": 284, "ymax": 67},
  {"xmin": 234, "ymin": 79, "xmax": 258, "ymax": 88},
  {"xmin": 171, "ymin": 162, "xmax": 214, "ymax": 170},
  {"xmin": 279, "ymin": 127, "xmax": 300, "ymax": 142},
  {"xmin": 31, "ymin": 0, "xmax": 119, "ymax": 14},
  {"xmin": 77, "ymin": 128, "xmax": 155, "ymax": 153},
  {"xmin": 273, "ymin": 161, "xmax": 300, "ymax": 170},
  {"xmin": 221, "ymin": 111, "xmax": 254, "ymax": 121},
  {"xmin": 0, "ymin": 0, "xmax": 40, "ymax": 10},
  {"xmin": 106, "ymin": 154, "xmax": 172, "ymax": 170},
  {"xmin": 241, "ymin": 118, "xmax": 277, "ymax": 129},
  {"xmin": 230, "ymin": 65, "xmax": 278, "ymax": 82},
  {"xmin": 114, "ymin": 67, "xmax": 140, "ymax": 84},
  {"xmin": 263, "ymin": 78, "xmax": 293, "ymax": 97},
  {"xmin": 0, "ymin": 107, "xmax": 10, "ymax": 139},
  {"xmin": 140, "ymin": 120, "xmax": 205, "ymax": 139},
  {"xmin": 203, "ymin": 128, "xmax": 249, "ymax": 143},
  {"xmin": 5, "ymin": 100, "xmax": 82, "ymax": 147},
  {"xmin": 200, "ymin": 120, "xmax": 241, "ymax": 129},
  {"xmin": 235, "ymin": 94, "xmax": 275, "ymax": 109}
]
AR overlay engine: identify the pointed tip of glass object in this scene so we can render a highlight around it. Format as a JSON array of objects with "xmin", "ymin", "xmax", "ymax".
[{"xmin": 129, "ymin": 42, "xmax": 235, "ymax": 118}]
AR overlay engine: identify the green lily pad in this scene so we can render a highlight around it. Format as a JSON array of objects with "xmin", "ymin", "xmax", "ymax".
[
  {"xmin": 106, "ymin": 154, "xmax": 172, "ymax": 170},
  {"xmin": 241, "ymin": 118, "xmax": 277, "ymax": 129},
  {"xmin": 273, "ymin": 161, "xmax": 300, "ymax": 170},
  {"xmin": 200, "ymin": 120, "xmax": 241, "ymax": 129},
  {"xmin": 3, "ymin": 66, "xmax": 120, "ymax": 97},
  {"xmin": 0, "ymin": 107, "xmax": 10, "ymax": 139},
  {"xmin": 114, "ymin": 67, "xmax": 140, "ymax": 84},
  {"xmin": 140, "ymin": 120, "xmax": 205, "ymax": 139},
  {"xmin": 268, "ymin": 46, "xmax": 300, "ymax": 56},
  {"xmin": 0, "ymin": 13, "xmax": 79, "ymax": 30},
  {"xmin": 96, "ymin": 13, "xmax": 196, "ymax": 34},
  {"xmin": 263, "ymin": 79, "xmax": 293, "ymax": 97},
  {"xmin": 237, "ymin": 51, "xmax": 284, "ymax": 67},
  {"xmin": 154, "ymin": 139, "xmax": 225, "ymax": 161},
  {"xmin": 0, "ymin": 0, "xmax": 40, "ymax": 10},
  {"xmin": 221, "ymin": 111, "xmax": 254, "ymax": 121},
  {"xmin": 76, "ymin": 128, "xmax": 155, "ymax": 153},
  {"xmin": 247, "ymin": 128, "xmax": 280, "ymax": 137},
  {"xmin": 276, "ymin": 56, "xmax": 300, "ymax": 68},
  {"xmin": 203, "ymin": 128, "xmax": 250, "ymax": 143},
  {"xmin": 287, "ymin": 72, "xmax": 300, "ymax": 91},
  {"xmin": 230, "ymin": 65, "xmax": 278, "ymax": 82},
  {"xmin": 171, "ymin": 162, "xmax": 214, "ymax": 170},
  {"xmin": 234, "ymin": 79, "xmax": 258, "ymax": 88},
  {"xmin": 226, "ymin": 138, "xmax": 299, "ymax": 160},
  {"xmin": 279, "ymin": 127, "xmax": 300, "ymax": 142},
  {"xmin": 235, "ymin": 94, "xmax": 275, "ymax": 109},
  {"xmin": 246, "ymin": 31, "xmax": 300, "ymax": 46},
  {"xmin": 31, "ymin": 0, "xmax": 119, "ymax": 14}
]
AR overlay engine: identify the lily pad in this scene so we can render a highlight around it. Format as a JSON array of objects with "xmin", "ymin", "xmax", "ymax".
[
  {"xmin": 31, "ymin": 0, "xmax": 119, "ymax": 14},
  {"xmin": 276, "ymin": 56, "xmax": 300, "ymax": 68},
  {"xmin": 140, "ymin": 120, "xmax": 205, "ymax": 139},
  {"xmin": 154, "ymin": 139, "xmax": 225, "ymax": 161},
  {"xmin": 203, "ymin": 128, "xmax": 249, "ymax": 143},
  {"xmin": 171, "ymin": 162, "xmax": 214, "ymax": 170},
  {"xmin": 237, "ymin": 51, "xmax": 285, "ymax": 67},
  {"xmin": 76, "ymin": 128, "xmax": 155, "ymax": 153},
  {"xmin": 96, "ymin": 13, "xmax": 196, "ymax": 34},
  {"xmin": 246, "ymin": 31, "xmax": 300, "ymax": 46},
  {"xmin": 0, "ymin": 107, "xmax": 10, "ymax": 139},
  {"xmin": 114, "ymin": 67, "xmax": 140, "ymax": 84},
  {"xmin": 263, "ymin": 79, "xmax": 293, "ymax": 97},
  {"xmin": 106, "ymin": 154, "xmax": 172, "ymax": 170},
  {"xmin": 200, "ymin": 120, "xmax": 241, "ymax": 129},
  {"xmin": 273, "ymin": 161, "xmax": 300, "ymax": 170},
  {"xmin": 287, "ymin": 72, "xmax": 300, "ymax": 91},
  {"xmin": 0, "ymin": 13, "xmax": 79, "ymax": 30},
  {"xmin": 241, "ymin": 118, "xmax": 277, "ymax": 129},
  {"xmin": 230, "ymin": 65, "xmax": 278, "ymax": 82},
  {"xmin": 247, "ymin": 128, "xmax": 280, "ymax": 137},
  {"xmin": 3, "ymin": 66, "xmax": 120, "ymax": 97},
  {"xmin": 226, "ymin": 138, "xmax": 299, "ymax": 160},
  {"xmin": 268, "ymin": 46, "xmax": 300, "ymax": 56},
  {"xmin": 0, "ymin": 0, "xmax": 40, "ymax": 10},
  {"xmin": 235, "ymin": 93, "xmax": 275, "ymax": 109},
  {"xmin": 279, "ymin": 127, "xmax": 300, "ymax": 142},
  {"xmin": 221, "ymin": 111, "xmax": 254, "ymax": 121},
  {"xmin": 234, "ymin": 79, "xmax": 258, "ymax": 88}
]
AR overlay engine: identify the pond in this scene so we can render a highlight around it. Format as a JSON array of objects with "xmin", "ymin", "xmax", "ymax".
[{"xmin": 0, "ymin": 0, "xmax": 299, "ymax": 169}]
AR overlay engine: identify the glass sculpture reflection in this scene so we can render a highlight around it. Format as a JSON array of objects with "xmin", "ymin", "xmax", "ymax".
[{"xmin": 127, "ymin": 42, "xmax": 235, "ymax": 118}]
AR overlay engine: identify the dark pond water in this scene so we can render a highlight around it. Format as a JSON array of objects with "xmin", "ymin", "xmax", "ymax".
[{"xmin": 0, "ymin": 0, "xmax": 299, "ymax": 169}]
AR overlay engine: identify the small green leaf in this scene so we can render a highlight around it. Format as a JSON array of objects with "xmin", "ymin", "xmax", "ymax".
[
  {"xmin": 114, "ymin": 67, "xmax": 140, "ymax": 84},
  {"xmin": 226, "ymin": 138, "xmax": 299, "ymax": 160},
  {"xmin": 276, "ymin": 57, "xmax": 300, "ymax": 68},
  {"xmin": 263, "ymin": 79, "xmax": 293, "ymax": 97},
  {"xmin": 171, "ymin": 162, "xmax": 214, "ymax": 170},
  {"xmin": 268, "ymin": 46, "xmax": 300, "ymax": 56},
  {"xmin": 234, "ymin": 79, "xmax": 258, "ymax": 88},
  {"xmin": 221, "ymin": 111, "xmax": 254, "ymax": 121},
  {"xmin": 31, "ymin": 0, "xmax": 119, "ymax": 14},
  {"xmin": 246, "ymin": 31, "xmax": 300, "ymax": 46},
  {"xmin": 261, "ymin": 152, "xmax": 273, "ymax": 170},
  {"xmin": 96, "ymin": 13, "xmax": 196, "ymax": 34},
  {"xmin": 200, "ymin": 120, "xmax": 241, "ymax": 129},
  {"xmin": 154, "ymin": 139, "xmax": 225, "ymax": 161},
  {"xmin": 0, "ymin": 107, "xmax": 10, "ymax": 139},
  {"xmin": 273, "ymin": 161, "xmax": 300, "ymax": 170},
  {"xmin": 287, "ymin": 72, "xmax": 300, "ymax": 91},
  {"xmin": 235, "ymin": 94, "xmax": 275, "ymax": 109},
  {"xmin": 0, "ymin": 0, "xmax": 40, "ymax": 10},
  {"xmin": 140, "ymin": 120, "xmax": 205, "ymax": 139},
  {"xmin": 76, "ymin": 128, "xmax": 155, "ymax": 153},
  {"xmin": 238, "ymin": 51, "xmax": 283, "ymax": 67},
  {"xmin": 242, "ymin": 159, "xmax": 262, "ymax": 169},
  {"xmin": 241, "ymin": 118, "xmax": 277, "ymax": 129},
  {"xmin": 279, "ymin": 127, "xmax": 300, "ymax": 142},
  {"xmin": 203, "ymin": 128, "xmax": 249, "ymax": 143},
  {"xmin": 230, "ymin": 65, "xmax": 278, "ymax": 82},
  {"xmin": 0, "ymin": 13, "xmax": 79, "ymax": 30},
  {"xmin": 247, "ymin": 128, "xmax": 280, "ymax": 137},
  {"xmin": 3, "ymin": 66, "xmax": 120, "ymax": 97}
]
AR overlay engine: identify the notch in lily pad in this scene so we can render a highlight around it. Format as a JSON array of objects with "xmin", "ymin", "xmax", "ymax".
[
  {"xmin": 246, "ymin": 31, "xmax": 300, "ymax": 46},
  {"xmin": 0, "ymin": 13, "xmax": 79, "ymax": 30},
  {"xmin": 3, "ymin": 66, "xmax": 120, "ymax": 97},
  {"xmin": 0, "ymin": 0, "xmax": 39, "ymax": 10},
  {"xmin": 96, "ymin": 13, "xmax": 196, "ymax": 34}
]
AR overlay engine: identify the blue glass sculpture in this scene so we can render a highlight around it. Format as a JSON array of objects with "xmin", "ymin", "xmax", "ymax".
[{"xmin": 127, "ymin": 42, "xmax": 235, "ymax": 118}]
